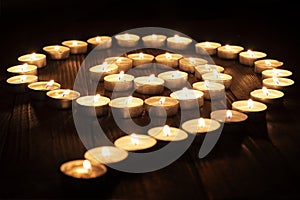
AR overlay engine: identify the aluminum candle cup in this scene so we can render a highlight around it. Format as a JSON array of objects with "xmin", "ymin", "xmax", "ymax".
[
  {"xmin": 127, "ymin": 53, "xmax": 154, "ymax": 67},
  {"xmin": 254, "ymin": 59, "xmax": 283, "ymax": 73},
  {"xmin": 202, "ymin": 72, "xmax": 232, "ymax": 89},
  {"xmin": 217, "ymin": 45, "xmax": 244, "ymax": 59},
  {"xmin": 262, "ymin": 69, "xmax": 292, "ymax": 79},
  {"xmin": 155, "ymin": 53, "xmax": 183, "ymax": 68},
  {"xmin": 104, "ymin": 56, "xmax": 133, "ymax": 72},
  {"xmin": 114, "ymin": 133, "xmax": 157, "ymax": 151},
  {"xmin": 167, "ymin": 35, "xmax": 192, "ymax": 50},
  {"xmin": 115, "ymin": 33, "xmax": 140, "ymax": 47},
  {"xmin": 142, "ymin": 34, "xmax": 166, "ymax": 48},
  {"xmin": 18, "ymin": 53, "xmax": 47, "ymax": 68},
  {"xmin": 61, "ymin": 40, "xmax": 88, "ymax": 54},
  {"xmin": 104, "ymin": 72, "xmax": 134, "ymax": 92},
  {"xmin": 28, "ymin": 80, "xmax": 61, "ymax": 100},
  {"xmin": 239, "ymin": 50, "xmax": 267, "ymax": 66},
  {"xmin": 89, "ymin": 62, "xmax": 119, "ymax": 81},
  {"xmin": 87, "ymin": 36, "xmax": 112, "ymax": 49},
  {"xmin": 109, "ymin": 96, "xmax": 144, "ymax": 118},
  {"xmin": 144, "ymin": 96, "xmax": 179, "ymax": 117},
  {"xmin": 195, "ymin": 41, "xmax": 222, "ymax": 55},
  {"xmin": 157, "ymin": 70, "xmax": 188, "ymax": 90},
  {"xmin": 250, "ymin": 87, "xmax": 284, "ymax": 104},
  {"xmin": 182, "ymin": 118, "xmax": 221, "ymax": 134},
  {"xmin": 43, "ymin": 45, "xmax": 70, "ymax": 60},
  {"xmin": 46, "ymin": 89, "xmax": 80, "ymax": 109},
  {"xmin": 179, "ymin": 57, "xmax": 208, "ymax": 73},
  {"xmin": 232, "ymin": 99, "xmax": 267, "ymax": 122},
  {"xmin": 210, "ymin": 109, "xmax": 248, "ymax": 124},
  {"xmin": 192, "ymin": 81, "xmax": 225, "ymax": 100},
  {"xmin": 148, "ymin": 125, "xmax": 188, "ymax": 141},
  {"xmin": 134, "ymin": 75, "xmax": 164, "ymax": 95},
  {"xmin": 75, "ymin": 95, "xmax": 110, "ymax": 117},
  {"xmin": 7, "ymin": 64, "xmax": 37, "ymax": 76},
  {"xmin": 6, "ymin": 75, "xmax": 38, "ymax": 93},
  {"xmin": 194, "ymin": 64, "xmax": 225, "ymax": 80},
  {"xmin": 262, "ymin": 77, "xmax": 294, "ymax": 91},
  {"xmin": 170, "ymin": 88, "xmax": 204, "ymax": 110}
]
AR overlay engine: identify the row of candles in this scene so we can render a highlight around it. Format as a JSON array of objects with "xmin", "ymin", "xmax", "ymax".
[{"xmin": 5, "ymin": 33, "xmax": 295, "ymax": 179}]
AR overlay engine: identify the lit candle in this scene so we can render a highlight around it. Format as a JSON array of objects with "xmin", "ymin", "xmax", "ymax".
[
  {"xmin": 104, "ymin": 71, "xmax": 134, "ymax": 92},
  {"xmin": 201, "ymin": 71, "xmax": 232, "ymax": 89},
  {"xmin": 148, "ymin": 125, "xmax": 188, "ymax": 141},
  {"xmin": 144, "ymin": 96, "xmax": 179, "ymax": 117},
  {"xmin": 239, "ymin": 50, "xmax": 267, "ymax": 66},
  {"xmin": 109, "ymin": 96, "xmax": 144, "ymax": 118},
  {"xmin": 87, "ymin": 36, "xmax": 112, "ymax": 49},
  {"xmin": 75, "ymin": 94, "xmax": 110, "ymax": 117},
  {"xmin": 182, "ymin": 117, "xmax": 221, "ymax": 134},
  {"xmin": 194, "ymin": 64, "xmax": 225, "ymax": 80},
  {"xmin": 157, "ymin": 70, "xmax": 188, "ymax": 90},
  {"xmin": 46, "ymin": 89, "xmax": 80, "ymax": 109},
  {"xmin": 232, "ymin": 99, "xmax": 267, "ymax": 113},
  {"xmin": 89, "ymin": 62, "xmax": 119, "ymax": 81},
  {"xmin": 28, "ymin": 80, "xmax": 61, "ymax": 100},
  {"xmin": 262, "ymin": 68, "xmax": 292, "ymax": 79},
  {"xmin": 195, "ymin": 41, "xmax": 222, "ymax": 55},
  {"xmin": 250, "ymin": 87, "xmax": 284, "ymax": 104},
  {"xmin": 42, "ymin": 45, "xmax": 70, "ymax": 60},
  {"xmin": 192, "ymin": 80, "xmax": 225, "ymax": 100},
  {"xmin": 254, "ymin": 59, "xmax": 283, "ymax": 73},
  {"xmin": 170, "ymin": 87, "xmax": 204, "ymax": 110},
  {"xmin": 134, "ymin": 74, "xmax": 165, "ymax": 95},
  {"xmin": 142, "ymin": 34, "xmax": 167, "ymax": 48},
  {"xmin": 115, "ymin": 33, "xmax": 140, "ymax": 47},
  {"xmin": 127, "ymin": 52, "xmax": 154, "ymax": 67},
  {"xmin": 167, "ymin": 34, "xmax": 192, "ymax": 50},
  {"xmin": 155, "ymin": 53, "xmax": 183, "ymax": 69},
  {"xmin": 104, "ymin": 56, "xmax": 133, "ymax": 72},
  {"xmin": 61, "ymin": 40, "xmax": 88, "ymax": 54},
  {"xmin": 217, "ymin": 44, "xmax": 244, "ymax": 59},
  {"xmin": 114, "ymin": 133, "xmax": 157, "ymax": 151},
  {"xmin": 7, "ymin": 64, "xmax": 37, "ymax": 76},
  {"xmin": 262, "ymin": 76, "xmax": 294, "ymax": 90},
  {"xmin": 18, "ymin": 52, "xmax": 47, "ymax": 68},
  {"xmin": 178, "ymin": 57, "xmax": 208, "ymax": 73},
  {"xmin": 60, "ymin": 159, "xmax": 107, "ymax": 179},
  {"xmin": 6, "ymin": 75, "xmax": 38, "ymax": 93},
  {"xmin": 210, "ymin": 109, "xmax": 248, "ymax": 123}
]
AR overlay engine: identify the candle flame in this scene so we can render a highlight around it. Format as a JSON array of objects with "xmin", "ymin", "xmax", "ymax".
[
  {"xmin": 118, "ymin": 71, "xmax": 124, "ymax": 80},
  {"xmin": 95, "ymin": 36, "xmax": 101, "ymax": 42},
  {"xmin": 124, "ymin": 33, "xmax": 130, "ymax": 40},
  {"xmin": 83, "ymin": 160, "xmax": 92, "ymax": 170},
  {"xmin": 151, "ymin": 34, "xmax": 158, "ymax": 40},
  {"xmin": 139, "ymin": 52, "xmax": 144, "ymax": 59},
  {"xmin": 45, "ymin": 80, "xmax": 54, "ymax": 88},
  {"xmin": 205, "ymin": 41, "xmax": 211, "ymax": 47},
  {"xmin": 188, "ymin": 57, "xmax": 196, "ymax": 65},
  {"xmin": 117, "ymin": 57, "xmax": 123, "ymax": 63},
  {"xmin": 225, "ymin": 45, "xmax": 231, "ymax": 50},
  {"xmin": 159, "ymin": 97, "xmax": 166, "ymax": 105},
  {"xmin": 125, "ymin": 96, "xmax": 132, "ymax": 105},
  {"xmin": 213, "ymin": 70, "xmax": 220, "ymax": 79},
  {"xmin": 130, "ymin": 133, "xmax": 139, "ymax": 145},
  {"xmin": 93, "ymin": 94, "xmax": 101, "ymax": 102},
  {"xmin": 101, "ymin": 62, "xmax": 108, "ymax": 71},
  {"xmin": 174, "ymin": 34, "xmax": 180, "ymax": 41},
  {"xmin": 262, "ymin": 87, "xmax": 269, "ymax": 96},
  {"xmin": 72, "ymin": 41, "xmax": 78, "ymax": 46},
  {"xmin": 147, "ymin": 74, "xmax": 155, "ymax": 82},
  {"xmin": 204, "ymin": 80, "xmax": 210, "ymax": 88},
  {"xmin": 273, "ymin": 76, "xmax": 280, "ymax": 85},
  {"xmin": 248, "ymin": 99, "xmax": 254, "ymax": 109},
  {"xmin": 198, "ymin": 118, "xmax": 205, "ymax": 128},
  {"xmin": 171, "ymin": 70, "xmax": 180, "ymax": 78},
  {"xmin": 163, "ymin": 125, "xmax": 171, "ymax": 137},
  {"xmin": 165, "ymin": 52, "xmax": 172, "ymax": 59},
  {"xmin": 247, "ymin": 50, "xmax": 254, "ymax": 57},
  {"xmin": 101, "ymin": 147, "xmax": 110, "ymax": 157},
  {"xmin": 30, "ymin": 53, "xmax": 36, "ymax": 60},
  {"xmin": 54, "ymin": 45, "xmax": 60, "ymax": 51},
  {"xmin": 21, "ymin": 63, "xmax": 28, "ymax": 71},
  {"xmin": 62, "ymin": 89, "xmax": 71, "ymax": 97},
  {"xmin": 204, "ymin": 64, "xmax": 211, "ymax": 71},
  {"xmin": 226, "ymin": 110, "xmax": 232, "ymax": 119},
  {"xmin": 20, "ymin": 75, "xmax": 26, "ymax": 82},
  {"xmin": 265, "ymin": 60, "xmax": 271, "ymax": 66},
  {"xmin": 272, "ymin": 68, "xmax": 279, "ymax": 76}
]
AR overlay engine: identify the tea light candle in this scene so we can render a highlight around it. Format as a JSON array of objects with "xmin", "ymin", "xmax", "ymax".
[
  {"xmin": 104, "ymin": 56, "xmax": 133, "ymax": 72},
  {"xmin": 195, "ymin": 41, "xmax": 222, "ymax": 55},
  {"xmin": 232, "ymin": 99, "xmax": 267, "ymax": 113},
  {"xmin": 134, "ymin": 74, "xmax": 164, "ymax": 95},
  {"xmin": 144, "ymin": 96, "xmax": 179, "ymax": 117},
  {"xmin": 115, "ymin": 33, "xmax": 140, "ymax": 47},
  {"xmin": 142, "ymin": 34, "xmax": 167, "ymax": 48},
  {"xmin": 89, "ymin": 62, "xmax": 119, "ymax": 81},
  {"xmin": 6, "ymin": 75, "xmax": 38, "ymax": 93},
  {"xmin": 127, "ymin": 53, "xmax": 154, "ymax": 67},
  {"xmin": 167, "ymin": 35, "xmax": 192, "ymax": 50},
  {"xmin": 254, "ymin": 59, "xmax": 283, "ymax": 73},
  {"xmin": 239, "ymin": 50, "xmax": 267, "ymax": 66},
  {"xmin": 157, "ymin": 70, "xmax": 188, "ymax": 90},
  {"xmin": 250, "ymin": 87, "xmax": 284, "ymax": 104},
  {"xmin": 28, "ymin": 80, "xmax": 61, "ymax": 100},
  {"xmin": 7, "ymin": 64, "xmax": 37, "ymax": 76},
  {"xmin": 61, "ymin": 40, "xmax": 88, "ymax": 54},
  {"xmin": 217, "ymin": 44, "xmax": 244, "ymax": 59},
  {"xmin": 179, "ymin": 57, "xmax": 208, "ymax": 73},
  {"xmin": 210, "ymin": 109, "xmax": 248, "ymax": 123},
  {"xmin": 60, "ymin": 159, "xmax": 107, "ymax": 179},
  {"xmin": 114, "ymin": 133, "xmax": 157, "ymax": 151},
  {"xmin": 182, "ymin": 117, "xmax": 221, "ymax": 134},
  {"xmin": 155, "ymin": 53, "xmax": 183, "ymax": 68},
  {"xmin": 18, "ymin": 53, "xmax": 47, "ymax": 68},
  {"xmin": 262, "ymin": 68, "xmax": 292, "ymax": 79},
  {"xmin": 42, "ymin": 45, "xmax": 70, "ymax": 60},
  {"xmin": 46, "ymin": 89, "xmax": 80, "ymax": 109},
  {"xmin": 262, "ymin": 77, "xmax": 294, "ymax": 90},
  {"xmin": 76, "ymin": 94, "xmax": 110, "ymax": 117},
  {"xmin": 109, "ymin": 96, "xmax": 144, "ymax": 118},
  {"xmin": 170, "ymin": 87, "xmax": 204, "ymax": 110},
  {"xmin": 87, "ymin": 36, "xmax": 112, "ymax": 49},
  {"xmin": 202, "ymin": 71, "xmax": 232, "ymax": 89},
  {"xmin": 192, "ymin": 81, "xmax": 225, "ymax": 100},
  {"xmin": 104, "ymin": 71, "xmax": 134, "ymax": 92},
  {"xmin": 194, "ymin": 64, "xmax": 225, "ymax": 80},
  {"xmin": 148, "ymin": 125, "xmax": 188, "ymax": 141},
  {"xmin": 84, "ymin": 146, "xmax": 128, "ymax": 165}
]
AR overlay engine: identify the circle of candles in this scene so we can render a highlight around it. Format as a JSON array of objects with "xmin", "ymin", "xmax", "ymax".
[
  {"xmin": 104, "ymin": 56, "xmax": 133, "ymax": 72},
  {"xmin": 155, "ymin": 53, "xmax": 183, "ymax": 68},
  {"xmin": 75, "ymin": 94, "xmax": 110, "ymax": 117},
  {"xmin": 262, "ymin": 68, "xmax": 292, "ymax": 79},
  {"xmin": 148, "ymin": 125, "xmax": 188, "ymax": 141},
  {"xmin": 182, "ymin": 117, "xmax": 221, "ymax": 134},
  {"xmin": 114, "ymin": 133, "xmax": 157, "ymax": 151},
  {"xmin": 127, "ymin": 53, "xmax": 154, "ymax": 67},
  {"xmin": 210, "ymin": 109, "xmax": 248, "ymax": 123},
  {"xmin": 142, "ymin": 34, "xmax": 167, "ymax": 48},
  {"xmin": 6, "ymin": 75, "xmax": 38, "ymax": 93},
  {"xmin": 104, "ymin": 71, "xmax": 134, "ymax": 92},
  {"xmin": 7, "ymin": 64, "xmax": 37, "ymax": 76},
  {"xmin": 60, "ymin": 159, "xmax": 107, "ymax": 179},
  {"xmin": 28, "ymin": 80, "xmax": 61, "ymax": 100},
  {"xmin": 192, "ymin": 81, "xmax": 225, "ymax": 100},
  {"xmin": 262, "ymin": 77, "xmax": 294, "ymax": 90},
  {"xmin": 84, "ymin": 146, "xmax": 128, "ymax": 165},
  {"xmin": 239, "ymin": 50, "xmax": 267, "ymax": 66},
  {"xmin": 18, "ymin": 53, "xmax": 47, "ymax": 68},
  {"xmin": 179, "ymin": 57, "xmax": 208, "ymax": 73},
  {"xmin": 46, "ymin": 89, "xmax": 80, "ymax": 109},
  {"xmin": 194, "ymin": 64, "xmax": 225, "ymax": 80},
  {"xmin": 195, "ymin": 41, "xmax": 222, "ymax": 55},
  {"xmin": 109, "ymin": 96, "xmax": 144, "ymax": 118},
  {"xmin": 144, "ymin": 96, "xmax": 179, "ymax": 117},
  {"xmin": 202, "ymin": 71, "xmax": 232, "ymax": 89},
  {"xmin": 232, "ymin": 99, "xmax": 267, "ymax": 113},
  {"xmin": 42, "ymin": 45, "xmax": 70, "ymax": 60},
  {"xmin": 114, "ymin": 33, "xmax": 140, "ymax": 47},
  {"xmin": 134, "ymin": 75, "xmax": 165, "ymax": 95},
  {"xmin": 157, "ymin": 70, "xmax": 188, "ymax": 90},
  {"xmin": 89, "ymin": 62, "xmax": 119, "ymax": 81},
  {"xmin": 167, "ymin": 35, "xmax": 192, "ymax": 50},
  {"xmin": 217, "ymin": 44, "xmax": 244, "ymax": 59},
  {"xmin": 170, "ymin": 87, "xmax": 204, "ymax": 110},
  {"xmin": 61, "ymin": 40, "xmax": 88, "ymax": 54},
  {"xmin": 250, "ymin": 87, "xmax": 284, "ymax": 104},
  {"xmin": 87, "ymin": 36, "xmax": 112, "ymax": 49},
  {"xmin": 254, "ymin": 59, "xmax": 283, "ymax": 73}
]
